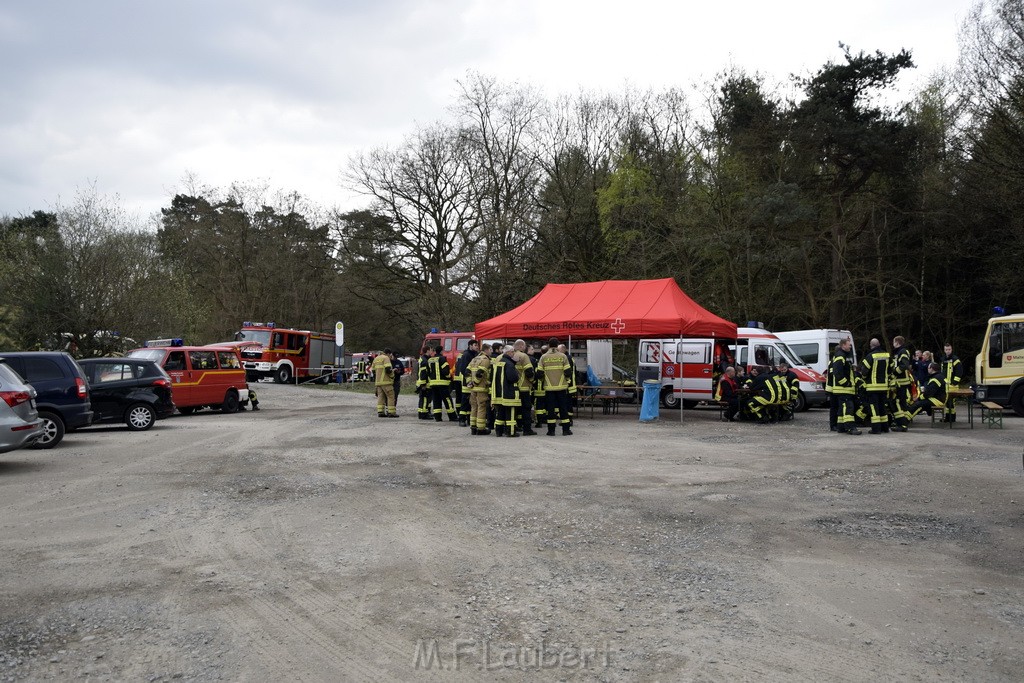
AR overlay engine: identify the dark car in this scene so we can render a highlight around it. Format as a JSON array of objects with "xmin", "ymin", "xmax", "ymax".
[
  {"xmin": 0, "ymin": 352, "xmax": 93, "ymax": 449},
  {"xmin": 77, "ymin": 359, "xmax": 175, "ymax": 430}
]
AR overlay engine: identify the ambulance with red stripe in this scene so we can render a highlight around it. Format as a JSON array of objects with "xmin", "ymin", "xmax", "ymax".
[{"xmin": 638, "ymin": 325, "xmax": 828, "ymax": 411}]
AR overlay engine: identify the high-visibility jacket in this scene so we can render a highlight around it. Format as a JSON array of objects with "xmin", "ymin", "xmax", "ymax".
[
  {"xmin": 920, "ymin": 374, "xmax": 947, "ymax": 406},
  {"xmin": 490, "ymin": 355, "xmax": 520, "ymax": 406},
  {"xmin": 416, "ymin": 355, "xmax": 430, "ymax": 390},
  {"xmin": 456, "ymin": 348, "xmax": 477, "ymax": 386},
  {"xmin": 466, "ymin": 353, "xmax": 492, "ymax": 393},
  {"xmin": 714, "ymin": 375, "xmax": 737, "ymax": 402},
  {"xmin": 371, "ymin": 353, "xmax": 394, "ymax": 387},
  {"xmin": 512, "ymin": 351, "xmax": 534, "ymax": 393},
  {"xmin": 426, "ymin": 356, "xmax": 451, "ymax": 387},
  {"xmin": 891, "ymin": 346, "xmax": 912, "ymax": 387},
  {"xmin": 827, "ymin": 350, "xmax": 856, "ymax": 395},
  {"xmin": 539, "ymin": 350, "xmax": 572, "ymax": 391},
  {"xmin": 939, "ymin": 353, "xmax": 963, "ymax": 388},
  {"xmin": 771, "ymin": 372, "xmax": 791, "ymax": 403},
  {"xmin": 861, "ymin": 349, "xmax": 892, "ymax": 392}
]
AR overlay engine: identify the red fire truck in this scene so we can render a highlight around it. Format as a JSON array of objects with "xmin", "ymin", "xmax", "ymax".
[{"xmin": 232, "ymin": 322, "xmax": 338, "ymax": 384}]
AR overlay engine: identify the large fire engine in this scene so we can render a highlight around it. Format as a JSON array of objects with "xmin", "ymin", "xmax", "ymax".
[{"xmin": 232, "ymin": 322, "xmax": 337, "ymax": 384}]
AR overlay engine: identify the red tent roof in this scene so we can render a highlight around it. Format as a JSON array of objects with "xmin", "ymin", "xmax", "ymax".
[{"xmin": 474, "ymin": 278, "xmax": 737, "ymax": 341}]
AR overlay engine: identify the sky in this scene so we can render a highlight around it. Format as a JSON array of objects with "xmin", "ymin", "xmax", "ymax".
[{"xmin": 0, "ymin": 0, "xmax": 975, "ymax": 223}]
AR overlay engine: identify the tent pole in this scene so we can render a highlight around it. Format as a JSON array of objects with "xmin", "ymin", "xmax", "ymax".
[{"xmin": 679, "ymin": 330, "xmax": 684, "ymax": 423}]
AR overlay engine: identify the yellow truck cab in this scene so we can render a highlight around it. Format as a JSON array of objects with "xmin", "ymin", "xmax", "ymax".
[{"xmin": 974, "ymin": 313, "xmax": 1024, "ymax": 417}]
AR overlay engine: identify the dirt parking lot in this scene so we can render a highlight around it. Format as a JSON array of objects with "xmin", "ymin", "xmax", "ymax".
[{"xmin": 1, "ymin": 383, "xmax": 1022, "ymax": 681}]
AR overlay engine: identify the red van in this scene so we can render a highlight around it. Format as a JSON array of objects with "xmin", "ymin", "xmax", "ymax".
[{"xmin": 128, "ymin": 339, "xmax": 250, "ymax": 414}]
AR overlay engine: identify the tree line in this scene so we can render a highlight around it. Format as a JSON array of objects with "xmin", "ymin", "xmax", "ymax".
[{"xmin": 1, "ymin": 0, "xmax": 1022, "ymax": 367}]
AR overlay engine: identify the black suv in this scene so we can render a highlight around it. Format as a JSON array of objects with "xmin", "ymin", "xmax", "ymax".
[
  {"xmin": 77, "ymin": 358, "xmax": 175, "ymax": 430},
  {"xmin": 0, "ymin": 352, "xmax": 93, "ymax": 448}
]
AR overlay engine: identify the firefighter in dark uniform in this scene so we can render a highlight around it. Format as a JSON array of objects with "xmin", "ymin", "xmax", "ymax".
[
  {"xmin": 557, "ymin": 344, "xmax": 577, "ymax": 425},
  {"xmin": 938, "ymin": 342, "xmax": 964, "ymax": 422},
  {"xmin": 907, "ymin": 362, "xmax": 947, "ymax": 420},
  {"xmin": 828, "ymin": 337, "xmax": 861, "ymax": 435},
  {"xmin": 416, "ymin": 348, "xmax": 432, "ymax": 419},
  {"xmin": 861, "ymin": 338, "xmax": 892, "ymax": 434},
  {"xmin": 490, "ymin": 345, "xmax": 520, "ymax": 437},
  {"xmin": 427, "ymin": 345, "xmax": 457, "ymax": 422},
  {"xmin": 890, "ymin": 335, "xmax": 912, "ymax": 432},
  {"xmin": 486, "ymin": 342, "xmax": 503, "ymax": 432},
  {"xmin": 512, "ymin": 339, "xmax": 537, "ymax": 435},
  {"xmin": 746, "ymin": 365, "xmax": 778, "ymax": 424},
  {"xmin": 455, "ymin": 339, "xmax": 479, "ymax": 427},
  {"xmin": 775, "ymin": 360, "xmax": 799, "ymax": 421}
]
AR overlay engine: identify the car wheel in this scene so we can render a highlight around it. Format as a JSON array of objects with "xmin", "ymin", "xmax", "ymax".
[
  {"xmin": 276, "ymin": 365, "xmax": 292, "ymax": 384},
  {"xmin": 31, "ymin": 411, "xmax": 65, "ymax": 449},
  {"xmin": 794, "ymin": 390, "xmax": 808, "ymax": 412},
  {"xmin": 221, "ymin": 390, "xmax": 239, "ymax": 413},
  {"xmin": 661, "ymin": 388, "xmax": 680, "ymax": 409},
  {"xmin": 126, "ymin": 403, "xmax": 156, "ymax": 431},
  {"xmin": 178, "ymin": 406, "xmax": 196, "ymax": 415}
]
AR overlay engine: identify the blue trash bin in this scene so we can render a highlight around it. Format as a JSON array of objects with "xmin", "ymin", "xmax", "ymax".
[{"xmin": 640, "ymin": 379, "xmax": 661, "ymax": 422}]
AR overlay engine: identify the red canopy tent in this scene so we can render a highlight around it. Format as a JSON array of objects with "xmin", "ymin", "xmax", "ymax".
[{"xmin": 474, "ymin": 278, "xmax": 736, "ymax": 341}]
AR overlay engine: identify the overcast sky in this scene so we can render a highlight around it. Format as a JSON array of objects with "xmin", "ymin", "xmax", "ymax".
[{"xmin": 0, "ymin": 0, "xmax": 973, "ymax": 223}]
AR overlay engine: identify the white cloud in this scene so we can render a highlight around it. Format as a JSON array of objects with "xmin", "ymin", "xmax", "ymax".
[{"xmin": 0, "ymin": 0, "xmax": 972, "ymax": 222}]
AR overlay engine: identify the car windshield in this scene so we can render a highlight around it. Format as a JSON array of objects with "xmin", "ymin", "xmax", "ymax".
[
  {"xmin": 237, "ymin": 330, "xmax": 271, "ymax": 347},
  {"xmin": 776, "ymin": 342, "xmax": 806, "ymax": 367},
  {"xmin": 128, "ymin": 349, "xmax": 165, "ymax": 363}
]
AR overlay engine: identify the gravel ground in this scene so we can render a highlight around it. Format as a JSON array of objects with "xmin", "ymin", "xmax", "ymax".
[{"xmin": 0, "ymin": 382, "xmax": 1021, "ymax": 681}]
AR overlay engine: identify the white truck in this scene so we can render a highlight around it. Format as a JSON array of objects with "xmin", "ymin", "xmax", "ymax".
[{"xmin": 774, "ymin": 329, "xmax": 857, "ymax": 378}]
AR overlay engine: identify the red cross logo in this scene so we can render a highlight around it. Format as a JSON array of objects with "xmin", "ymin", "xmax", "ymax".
[{"xmin": 610, "ymin": 318, "xmax": 625, "ymax": 334}]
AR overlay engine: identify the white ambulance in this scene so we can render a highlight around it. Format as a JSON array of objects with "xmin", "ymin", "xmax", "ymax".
[{"xmin": 637, "ymin": 326, "xmax": 828, "ymax": 411}]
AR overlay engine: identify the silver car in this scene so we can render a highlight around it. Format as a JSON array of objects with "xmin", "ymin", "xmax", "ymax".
[{"xmin": 0, "ymin": 361, "xmax": 44, "ymax": 453}]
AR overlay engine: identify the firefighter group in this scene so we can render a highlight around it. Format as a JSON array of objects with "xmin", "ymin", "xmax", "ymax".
[
  {"xmin": 369, "ymin": 338, "xmax": 578, "ymax": 437},
  {"xmin": 825, "ymin": 336, "xmax": 963, "ymax": 435}
]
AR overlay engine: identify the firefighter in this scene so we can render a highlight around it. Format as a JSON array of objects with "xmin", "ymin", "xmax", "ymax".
[
  {"xmin": 240, "ymin": 386, "xmax": 260, "ymax": 411},
  {"xmin": 356, "ymin": 355, "xmax": 368, "ymax": 382},
  {"xmin": 907, "ymin": 362, "xmax": 947, "ymax": 420},
  {"xmin": 746, "ymin": 366, "xmax": 779, "ymax": 424},
  {"xmin": 774, "ymin": 361, "xmax": 799, "ymax": 421},
  {"xmin": 486, "ymin": 342, "xmax": 503, "ymax": 432},
  {"xmin": 861, "ymin": 338, "xmax": 892, "ymax": 434},
  {"xmin": 828, "ymin": 337, "xmax": 861, "ymax": 435},
  {"xmin": 490, "ymin": 345, "xmax": 520, "ymax": 437},
  {"xmin": 416, "ymin": 348, "xmax": 432, "ymax": 419},
  {"xmin": 890, "ymin": 335, "xmax": 912, "ymax": 432},
  {"xmin": 938, "ymin": 342, "xmax": 964, "ymax": 422},
  {"xmin": 557, "ymin": 344, "xmax": 577, "ymax": 425},
  {"xmin": 426, "ymin": 345, "xmax": 457, "ymax": 422},
  {"xmin": 455, "ymin": 339, "xmax": 479, "ymax": 427},
  {"xmin": 539, "ymin": 338, "xmax": 573, "ymax": 436},
  {"xmin": 512, "ymin": 339, "xmax": 537, "ymax": 435},
  {"xmin": 532, "ymin": 358, "xmax": 547, "ymax": 429},
  {"xmin": 371, "ymin": 348, "xmax": 397, "ymax": 417},
  {"xmin": 390, "ymin": 351, "xmax": 405, "ymax": 409},
  {"xmin": 714, "ymin": 366, "xmax": 739, "ymax": 422},
  {"xmin": 466, "ymin": 342, "xmax": 492, "ymax": 435}
]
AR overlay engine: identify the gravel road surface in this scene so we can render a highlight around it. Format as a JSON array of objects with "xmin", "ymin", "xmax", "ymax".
[{"xmin": 1, "ymin": 383, "xmax": 1022, "ymax": 681}]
